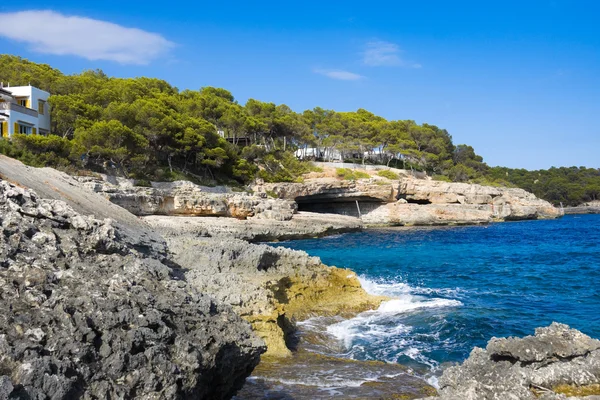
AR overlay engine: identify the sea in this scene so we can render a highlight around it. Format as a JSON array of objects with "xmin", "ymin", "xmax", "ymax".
[{"xmin": 237, "ymin": 214, "xmax": 600, "ymax": 398}]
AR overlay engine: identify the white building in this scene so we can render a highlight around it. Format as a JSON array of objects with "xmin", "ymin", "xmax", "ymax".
[{"xmin": 0, "ymin": 84, "xmax": 51, "ymax": 138}]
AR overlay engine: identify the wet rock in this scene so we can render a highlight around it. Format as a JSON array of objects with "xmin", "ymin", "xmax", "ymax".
[
  {"xmin": 0, "ymin": 180, "xmax": 265, "ymax": 399},
  {"xmin": 159, "ymin": 233, "xmax": 385, "ymax": 357},
  {"xmin": 421, "ymin": 323, "xmax": 600, "ymax": 400}
]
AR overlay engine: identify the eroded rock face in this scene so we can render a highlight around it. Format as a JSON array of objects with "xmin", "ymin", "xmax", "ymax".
[
  {"xmin": 399, "ymin": 180, "xmax": 561, "ymax": 221},
  {"xmin": 154, "ymin": 232, "xmax": 385, "ymax": 358},
  {"xmin": 422, "ymin": 323, "xmax": 600, "ymax": 400},
  {"xmin": 254, "ymin": 179, "xmax": 397, "ymax": 203},
  {"xmin": 0, "ymin": 181, "xmax": 265, "ymax": 399},
  {"xmin": 76, "ymin": 177, "xmax": 297, "ymax": 221},
  {"xmin": 254, "ymin": 175, "xmax": 562, "ymax": 226}
]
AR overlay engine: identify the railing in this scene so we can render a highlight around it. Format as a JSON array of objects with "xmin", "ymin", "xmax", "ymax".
[{"xmin": 0, "ymin": 102, "xmax": 38, "ymax": 117}]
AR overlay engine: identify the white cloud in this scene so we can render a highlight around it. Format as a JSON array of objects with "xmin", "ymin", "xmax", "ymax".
[
  {"xmin": 313, "ymin": 68, "xmax": 364, "ymax": 81},
  {"xmin": 0, "ymin": 10, "xmax": 174, "ymax": 65},
  {"xmin": 363, "ymin": 41, "xmax": 421, "ymax": 68}
]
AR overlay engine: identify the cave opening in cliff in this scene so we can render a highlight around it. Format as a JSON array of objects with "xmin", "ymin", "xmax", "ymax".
[
  {"xmin": 296, "ymin": 197, "xmax": 384, "ymax": 218},
  {"xmin": 396, "ymin": 195, "xmax": 432, "ymax": 205},
  {"xmin": 405, "ymin": 199, "xmax": 432, "ymax": 205}
]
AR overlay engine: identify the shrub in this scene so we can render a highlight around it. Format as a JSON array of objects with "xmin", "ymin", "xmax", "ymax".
[
  {"xmin": 336, "ymin": 168, "xmax": 370, "ymax": 181},
  {"xmin": 432, "ymin": 174, "xmax": 452, "ymax": 182},
  {"xmin": 257, "ymin": 152, "xmax": 315, "ymax": 183},
  {"xmin": 377, "ymin": 170, "xmax": 400, "ymax": 180},
  {"xmin": 135, "ymin": 179, "xmax": 152, "ymax": 187}
]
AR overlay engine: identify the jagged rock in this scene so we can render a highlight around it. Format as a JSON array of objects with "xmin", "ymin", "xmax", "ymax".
[
  {"xmin": 0, "ymin": 180, "xmax": 265, "ymax": 399},
  {"xmin": 421, "ymin": 323, "xmax": 600, "ymax": 400},
  {"xmin": 154, "ymin": 232, "xmax": 385, "ymax": 357}
]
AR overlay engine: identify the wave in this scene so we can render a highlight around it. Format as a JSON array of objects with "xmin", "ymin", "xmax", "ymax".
[
  {"xmin": 248, "ymin": 376, "xmax": 368, "ymax": 388},
  {"xmin": 323, "ymin": 276, "xmax": 462, "ymax": 368},
  {"xmin": 358, "ymin": 275, "xmax": 463, "ymax": 298}
]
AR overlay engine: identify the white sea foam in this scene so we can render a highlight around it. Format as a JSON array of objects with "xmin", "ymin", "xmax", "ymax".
[
  {"xmin": 257, "ymin": 376, "xmax": 368, "ymax": 388},
  {"xmin": 377, "ymin": 296, "xmax": 463, "ymax": 313},
  {"xmin": 357, "ymin": 276, "xmax": 412, "ymax": 296},
  {"xmin": 325, "ymin": 275, "xmax": 463, "ymax": 367},
  {"xmin": 427, "ymin": 375, "xmax": 440, "ymax": 389}
]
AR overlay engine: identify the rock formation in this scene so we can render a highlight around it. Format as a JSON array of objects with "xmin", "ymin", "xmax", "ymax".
[
  {"xmin": 144, "ymin": 211, "xmax": 363, "ymax": 242},
  {"xmin": 0, "ymin": 155, "xmax": 382, "ymax": 365},
  {"xmin": 421, "ymin": 323, "xmax": 600, "ymax": 400},
  {"xmin": 153, "ymin": 233, "xmax": 386, "ymax": 358},
  {"xmin": 0, "ymin": 180, "xmax": 264, "ymax": 399},
  {"xmin": 564, "ymin": 200, "xmax": 600, "ymax": 215},
  {"xmin": 254, "ymin": 172, "xmax": 562, "ymax": 226},
  {"xmin": 76, "ymin": 176, "xmax": 297, "ymax": 221}
]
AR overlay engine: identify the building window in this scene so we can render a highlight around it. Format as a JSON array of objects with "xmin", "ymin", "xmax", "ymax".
[
  {"xmin": 38, "ymin": 100, "xmax": 45, "ymax": 115},
  {"xmin": 18, "ymin": 99, "xmax": 27, "ymax": 107},
  {"xmin": 18, "ymin": 124, "xmax": 32, "ymax": 135}
]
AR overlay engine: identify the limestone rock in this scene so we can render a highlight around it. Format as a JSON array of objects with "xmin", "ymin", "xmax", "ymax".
[
  {"xmin": 156, "ymin": 232, "xmax": 385, "ymax": 357},
  {"xmin": 254, "ymin": 174, "xmax": 562, "ymax": 226},
  {"xmin": 0, "ymin": 179, "xmax": 265, "ymax": 399},
  {"xmin": 421, "ymin": 323, "xmax": 600, "ymax": 400},
  {"xmin": 254, "ymin": 178, "xmax": 397, "ymax": 202},
  {"xmin": 362, "ymin": 203, "xmax": 492, "ymax": 226},
  {"xmin": 75, "ymin": 176, "xmax": 297, "ymax": 220},
  {"xmin": 143, "ymin": 211, "xmax": 363, "ymax": 242}
]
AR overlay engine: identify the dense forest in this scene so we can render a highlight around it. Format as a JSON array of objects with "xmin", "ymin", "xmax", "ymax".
[{"xmin": 1, "ymin": 55, "xmax": 598, "ymax": 206}]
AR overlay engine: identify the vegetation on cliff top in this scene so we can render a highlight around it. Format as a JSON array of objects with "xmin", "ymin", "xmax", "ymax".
[{"xmin": 1, "ymin": 55, "xmax": 599, "ymax": 205}]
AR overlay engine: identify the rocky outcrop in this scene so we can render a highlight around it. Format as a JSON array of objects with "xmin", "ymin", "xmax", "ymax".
[
  {"xmin": 254, "ymin": 178, "xmax": 397, "ymax": 202},
  {"xmin": 564, "ymin": 201, "xmax": 600, "ymax": 215},
  {"xmin": 144, "ymin": 211, "xmax": 363, "ymax": 242},
  {"xmin": 76, "ymin": 177, "xmax": 296, "ymax": 221},
  {"xmin": 0, "ymin": 180, "xmax": 265, "ymax": 399},
  {"xmin": 362, "ymin": 203, "xmax": 493, "ymax": 225},
  {"xmin": 422, "ymin": 323, "xmax": 600, "ymax": 400},
  {"xmin": 398, "ymin": 180, "xmax": 561, "ymax": 220},
  {"xmin": 254, "ymin": 174, "xmax": 562, "ymax": 226},
  {"xmin": 153, "ymin": 232, "xmax": 386, "ymax": 358}
]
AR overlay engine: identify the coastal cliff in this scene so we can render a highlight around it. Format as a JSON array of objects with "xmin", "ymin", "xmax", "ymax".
[
  {"xmin": 73, "ymin": 165, "xmax": 562, "ymax": 242},
  {"xmin": 1, "ymin": 156, "xmax": 582, "ymax": 400},
  {"xmin": 253, "ymin": 167, "xmax": 562, "ymax": 226}
]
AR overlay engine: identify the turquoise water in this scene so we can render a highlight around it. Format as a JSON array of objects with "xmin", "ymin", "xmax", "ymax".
[{"xmin": 273, "ymin": 214, "xmax": 600, "ymax": 378}]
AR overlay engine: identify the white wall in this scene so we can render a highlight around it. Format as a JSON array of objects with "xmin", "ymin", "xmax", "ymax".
[{"xmin": 4, "ymin": 86, "xmax": 51, "ymax": 133}]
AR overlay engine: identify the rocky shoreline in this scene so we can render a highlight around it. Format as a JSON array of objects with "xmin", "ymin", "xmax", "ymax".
[
  {"xmin": 564, "ymin": 201, "xmax": 600, "ymax": 215},
  {"xmin": 423, "ymin": 323, "xmax": 600, "ymax": 400},
  {"xmin": 2, "ymin": 155, "xmax": 596, "ymax": 400}
]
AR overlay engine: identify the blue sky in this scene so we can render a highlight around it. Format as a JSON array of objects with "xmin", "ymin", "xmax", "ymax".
[{"xmin": 1, "ymin": 1, "xmax": 599, "ymax": 169}]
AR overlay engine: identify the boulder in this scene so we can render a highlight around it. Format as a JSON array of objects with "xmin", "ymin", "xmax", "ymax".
[{"xmin": 421, "ymin": 323, "xmax": 600, "ymax": 400}]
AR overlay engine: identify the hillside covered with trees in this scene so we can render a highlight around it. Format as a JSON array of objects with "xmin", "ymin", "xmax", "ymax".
[{"xmin": 1, "ymin": 55, "xmax": 598, "ymax": 206}]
